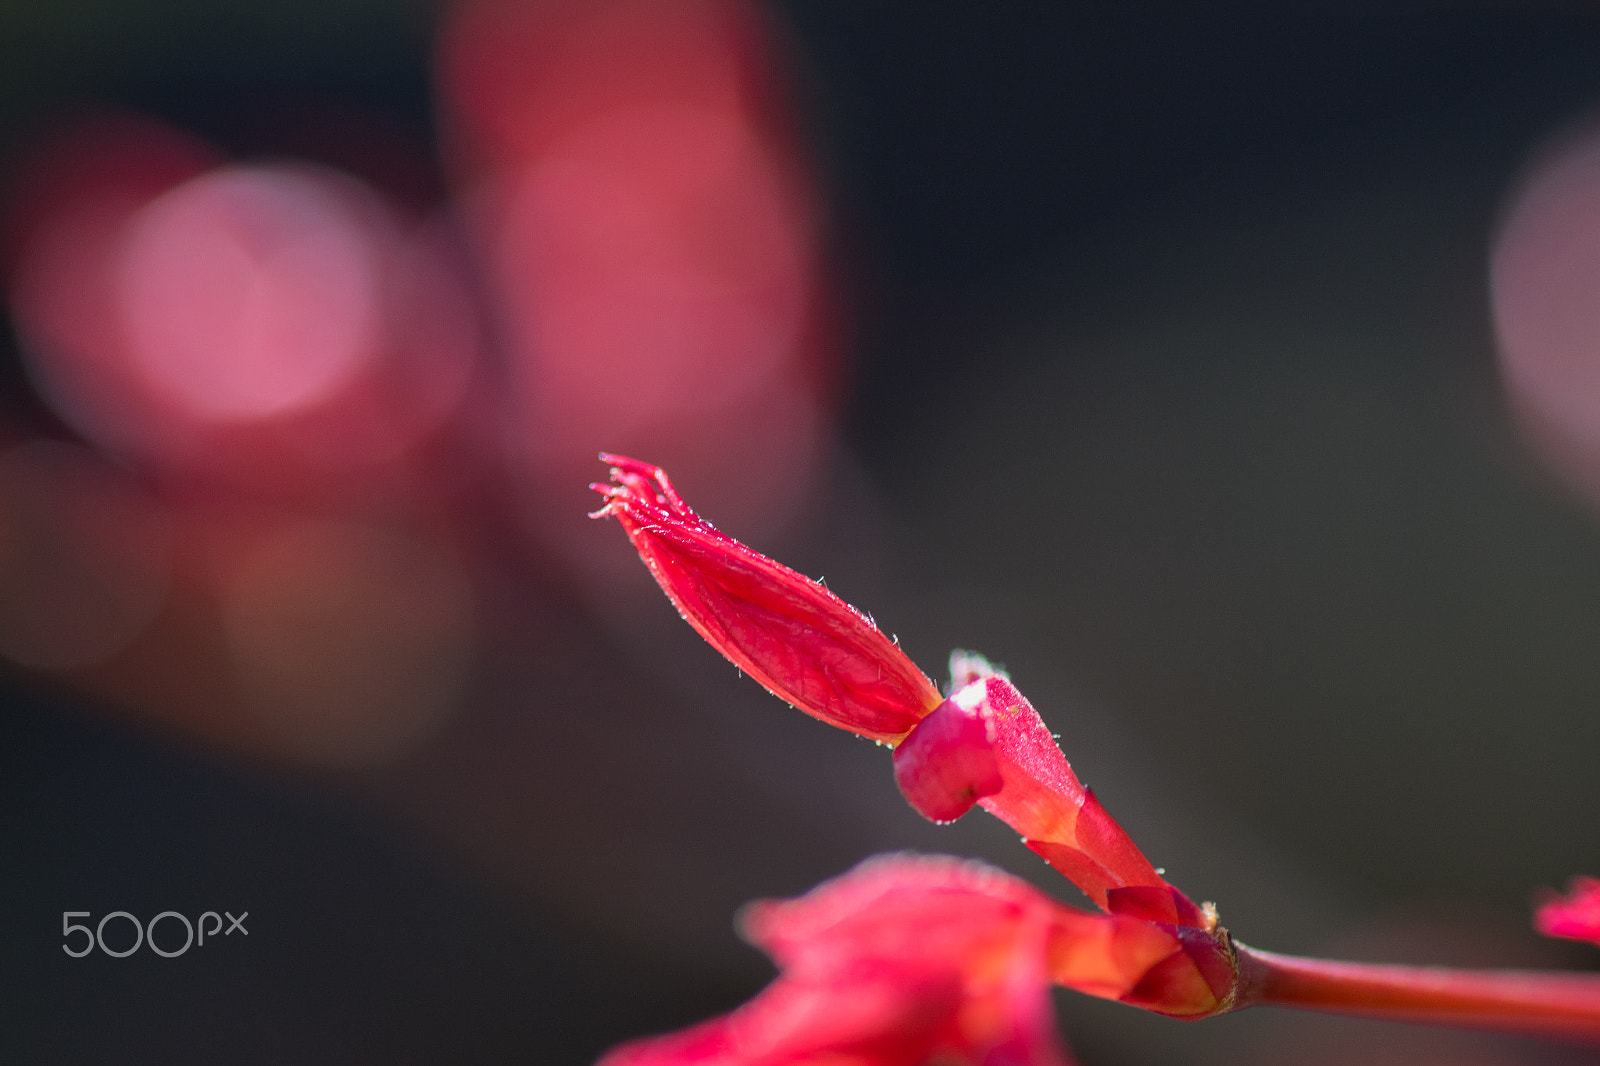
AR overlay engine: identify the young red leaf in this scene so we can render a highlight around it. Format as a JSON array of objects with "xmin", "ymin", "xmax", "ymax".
[{"xmin": 592, "ymin": 455, "xmax": 941, "ymax": 742}]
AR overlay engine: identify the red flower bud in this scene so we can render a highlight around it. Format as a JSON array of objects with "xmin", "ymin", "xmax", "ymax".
[
  {"xmin": 591, "ymin": 455, "xmax": 942, "ymax": 742},
  {"xmin": 594, "ymin": 457, "xmax": 1202, "ymax": 919}
]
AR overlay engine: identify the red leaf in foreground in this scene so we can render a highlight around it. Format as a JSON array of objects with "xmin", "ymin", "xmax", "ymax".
[{"xmin": 596, "ymin": 855, "xmax": 1237, "ymax": 1066}]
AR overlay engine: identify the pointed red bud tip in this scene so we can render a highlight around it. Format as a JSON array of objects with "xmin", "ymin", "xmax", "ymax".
[
  {"xmin": 1535, "ymin": 875, "xmax": 1600, "ymax": 947},
  {"xmin": 893, "ymin": 682, "xmax": 1005, "ymax": 823},
  {"xmin": 591, "ymin": 455, "xmax": 943, "ymax": 742}
]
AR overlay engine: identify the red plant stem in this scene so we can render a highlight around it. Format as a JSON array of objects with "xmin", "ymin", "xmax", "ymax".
[{"xmin": 1234, "ymin": 942, "xmax": 1600, "ymax": 1043}]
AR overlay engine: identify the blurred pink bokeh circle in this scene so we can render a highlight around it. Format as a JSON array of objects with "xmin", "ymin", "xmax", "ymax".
[{"xmin": 1492, "ymin": 119, "xmax": 1600, "ymax": 507}]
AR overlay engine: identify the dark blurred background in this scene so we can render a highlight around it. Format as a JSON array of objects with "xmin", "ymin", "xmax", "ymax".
[{"xmin": 6, "ymin": 2, "xmax": 1600, "ymax": 1064}]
